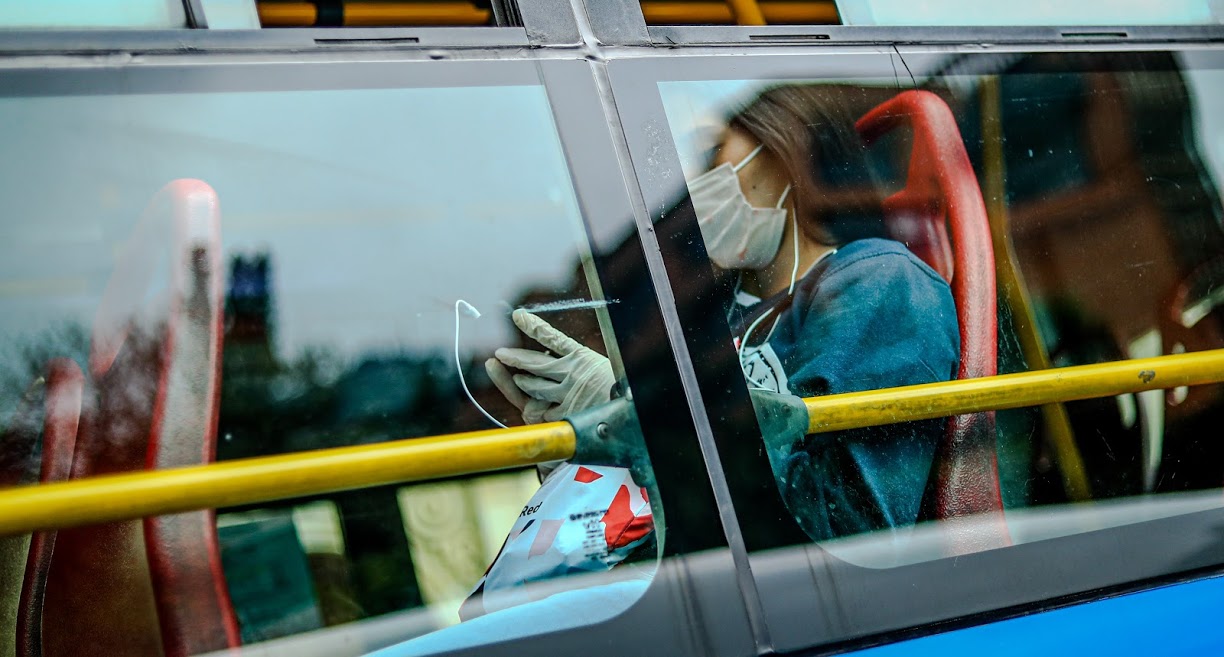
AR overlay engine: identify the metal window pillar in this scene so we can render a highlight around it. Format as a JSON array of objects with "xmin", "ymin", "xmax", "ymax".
[{"xmin": 185, "ymin": 0, "xmax": 209, "ymax": 27}]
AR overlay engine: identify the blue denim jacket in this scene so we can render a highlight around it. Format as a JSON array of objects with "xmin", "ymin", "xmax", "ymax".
[{"xmin": 729, "ymin": 238, "xmax": 960, "ymax": 541}]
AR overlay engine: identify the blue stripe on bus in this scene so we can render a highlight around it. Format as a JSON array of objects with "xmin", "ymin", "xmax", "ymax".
[{"xmin": 856, "ymin": 575, "xmax": 1224, "ymax": 656}]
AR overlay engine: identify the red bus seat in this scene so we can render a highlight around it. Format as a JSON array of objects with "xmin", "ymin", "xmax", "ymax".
[
  {"xmin": 0, "ymin": 371, "xmax": 49, "ymax": 655},
  {"xmin": 857, "ymin": 90, "xmax": 1009, "ymax": 551},
  {"xmin": 15, "ymin": 359, "xmax": 84, "ymax": 657},
  {"xmin": 40, "ymin": 180, "xmax": 239, "ymax": 657},
  {"xmin": 140, "ymin": 181, "xmax": 239, "ymax": 657}
]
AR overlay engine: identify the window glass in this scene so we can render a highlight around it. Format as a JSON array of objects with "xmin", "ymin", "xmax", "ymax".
[
  {"xmin": 637, "ymin": 0, "xmax": 1224, "ymax": 27},
  {"xmin": 658, "ymin": 52, "xmax": 1224, "ymax": 553},
  {"xmin": 0, "ymin": 67, "xmax": 661, "ymax": 656},
  {"xmin": 256, "ymin": 1, "xmax": 496, "ymax": 27},
  {"xmin": 835, "ymin": 0, "xmax": 1224, "ymax": 26},
  {"xmin": 639, "ymin": 0, "xmax": 841, "ymax": 26},
  {"xmin": 621, "ymin": 48, "xmax": 1224, "ymax": 651},
  {"xmin": 0, "ymin": 0, "xmax": 188, "ymax": 28}
]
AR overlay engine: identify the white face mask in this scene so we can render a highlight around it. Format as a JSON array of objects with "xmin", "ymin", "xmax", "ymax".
[{"xmin": 688, "ymin": 143, "xmax": 792, "ymax": 271}]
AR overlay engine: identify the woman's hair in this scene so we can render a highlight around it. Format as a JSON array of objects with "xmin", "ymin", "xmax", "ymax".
[{"xmin": 729, "ymin": 84, "xmax": 887, "ymax": 246}]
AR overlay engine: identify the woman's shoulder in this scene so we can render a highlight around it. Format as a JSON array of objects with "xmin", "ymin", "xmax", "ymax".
[
  {"xmin": 792, "ymin": 237, "xmax": 954, "ymax": 316},
  {"xmin": 821, "ymin": 238, "xmax": 949, "ymax": 288},
  {"xmin": 784, "ymin": 239, "xmax": 960, "ymax": 393}
]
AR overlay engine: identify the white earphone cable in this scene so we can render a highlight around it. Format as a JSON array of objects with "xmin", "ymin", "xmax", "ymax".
[{"xmin": 454, "ymin": 299, "xmax": 508, "ymax": 429}]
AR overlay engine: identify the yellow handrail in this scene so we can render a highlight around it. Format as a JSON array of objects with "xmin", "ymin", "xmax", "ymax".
[
  {"xmin": 2, "ymin": 349, "xmax": 1223, "ymax": 536},
  {"xmin": 806, "ymin": 350, "xmax": 1224, "ymax": 433},
  {"xmin": 979, "ymin": 75, "xmax": 1091, "ymax": 501},
  {"xmin": 0, "ymin": 422, "xmax": 573, "ymax": 536}
]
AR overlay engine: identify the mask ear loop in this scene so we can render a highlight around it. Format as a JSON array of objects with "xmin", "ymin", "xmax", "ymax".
[
  {"xmin": 736, "ymin": 306, "xmax": 773, "ymax": 372},
  {"xmin": 776, "ymin": 185, "xmax": 799, "ymax": 295},
  {"xmin": 737, "ymin": 183, "xmax": 798, "ymax": 389},
  {"xmin": 729, "ymin": 145, "xmax": 799, "ymax": 385},
  {"xmin": 732, "ymin": 143, "xmax": 766, "ymax": 172},
  {"xmin": 455, "ymin": 299, "xmax": 508, "ymax": 429}
]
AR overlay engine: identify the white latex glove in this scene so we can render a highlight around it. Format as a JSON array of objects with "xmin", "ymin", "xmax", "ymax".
[{"xmin": 485, "ymin": 309, "xmax": 615, "ymax": 424}]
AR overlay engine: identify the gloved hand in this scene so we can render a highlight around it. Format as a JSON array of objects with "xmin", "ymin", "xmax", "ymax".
[{"xmin": 485, "ymin": 309, "xmax": 615, "ymax": 424}]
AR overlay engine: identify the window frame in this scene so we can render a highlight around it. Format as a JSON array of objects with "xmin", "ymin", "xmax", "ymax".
[
  {"xmin": 572, "ymin": 0, "xmax": 1224, "ymax": 47},
  {"xmin": 0, "ymin": 0, "xmax": 585, "ymax": 50},
  {"xmin": 606, "ymin": 44, "xmax": 1224, "ymax": 654},
  {"xmin": 0, "ymin": 51, "xmax": 760, "ymax": 656},
  {"xmin": 5, "ymin": 8, "xmax": 1224, "ymax": 655}
]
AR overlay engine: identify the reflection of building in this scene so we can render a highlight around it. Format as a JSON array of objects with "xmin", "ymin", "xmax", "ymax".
[
  {"xmin": 227, "ymin": 254, "xmax": 275, "ymax": 350},
  {"xmin": 220, "ymin": 253, "xmax": 281, "ymax": 455},
  {"xmin": 217, "ymin": 251, "xmax": 425, "ymax": 633}
]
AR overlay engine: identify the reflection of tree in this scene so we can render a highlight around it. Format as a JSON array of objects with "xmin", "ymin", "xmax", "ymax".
[
  {"xmin": 218, "ymin": 253, "xmax": 490, "ymax": 458},
  {"xmin": 0, "ymin": 322, "xmax": 90, "ymax": 486},
  {"xmin": 0, "ymin": 321, "xmax": 89, "ymax": 423},
  {"xmin": 216, "ymin": 251, "xmax": 515, "ymax": 626}
]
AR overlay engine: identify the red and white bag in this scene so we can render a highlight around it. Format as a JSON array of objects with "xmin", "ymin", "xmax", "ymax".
[{"xmin": 459, "ymin": 462, "xmax": 653, "ymax": 619}]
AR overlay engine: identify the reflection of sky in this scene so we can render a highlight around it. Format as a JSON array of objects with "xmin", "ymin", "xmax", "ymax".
[
  {"xmin": 659, "ymin": 80, "xmax": 762, "ymax": 180},
  {"xmin": 0, "ymin": 0, "xmax": 185, "ymax": 28},
  {"xmin": 0, "ymin": 84, "xmax": 586, "ymax": 363},
  {"xmin": 1181, "ymin": 66, "xmax": 1224, "ymax": 193},
  {"xmin": 835, "ymin": 0, "xmax": 1221, "ymax": 26}
]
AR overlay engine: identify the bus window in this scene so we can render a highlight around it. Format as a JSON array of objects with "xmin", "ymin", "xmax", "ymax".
[
  {"xmin": 610, "ymin": 47, "xmax": 1224, "ymax": 653},
  {"xmin": 255, "ymin": 2, "xmax": 499, "ymax": 28},
  {"xmin": 0, "ymin": 61, "xmax": 667, "ymax": 656},
  {"xmin": 634, "ymin": 0, "xmax": 1223, "ymax": 27},
  {"xmin": 0, "ymin": 1, "xmax": 512, "ymax": 29},
  {"xmin": 639, "ymin": 0, "xmax": 840, "ymax": 26},
  {"xmin": 835, "ymin": 0, "xmax": 1224, "ymax": 26}
]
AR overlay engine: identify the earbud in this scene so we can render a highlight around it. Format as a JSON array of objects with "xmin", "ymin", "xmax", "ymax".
[{"xmin": 457, "ymin": 300, "xmax": 481, "ymax": 318}]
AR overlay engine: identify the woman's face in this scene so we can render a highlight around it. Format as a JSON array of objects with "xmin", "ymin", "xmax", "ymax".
[{"xmin": 713, "ymin": 126, "xmax": 790, "ymax": 211}]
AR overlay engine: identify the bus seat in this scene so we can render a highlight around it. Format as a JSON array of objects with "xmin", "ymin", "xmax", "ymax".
[
  {"xmin": 1, "ymin": 374, "xmax": 47, "ymax": 657},
  {"xmin": 857, "ymin": 91, "xmax": 1009, "ymax": 551},
  {"xmin": 15, "ymin": 359, "xmax": 83, "ymax": 657},
  {"xmin": 41, "ymin": 180, "xmax": 239, "ymax": 657},
  {"xmin": 140, "ymin": 181, "xmax": 241, "ymax": 657}
]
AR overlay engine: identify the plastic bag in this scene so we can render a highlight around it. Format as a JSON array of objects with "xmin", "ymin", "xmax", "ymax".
[{"xmin": 459, "ymin": 462, "xmax": 653, "ymax": 619}]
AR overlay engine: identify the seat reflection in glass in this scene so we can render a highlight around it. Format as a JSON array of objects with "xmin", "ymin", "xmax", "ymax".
[
  {"xmin": 27, "ymin": 180, "xmax": 239, "ymax": 657},
  {"xmin": 856, "ymin": 90, "xmax": 1007, "ymax": 550}
]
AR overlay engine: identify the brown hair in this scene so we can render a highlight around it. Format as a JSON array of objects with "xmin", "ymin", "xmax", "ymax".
[{"xmin": 729, "ymin": 84, "xmax": 887, "ymax": 246}]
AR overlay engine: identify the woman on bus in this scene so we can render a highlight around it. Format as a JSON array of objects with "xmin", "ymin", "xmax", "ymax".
[
  {"xmin": 701, "ymin": 84, "xmax": 959, "ymax": 540},
  {"xmin": 489, "ymin": 84, "xmax": 960, "ymax": 542}
]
